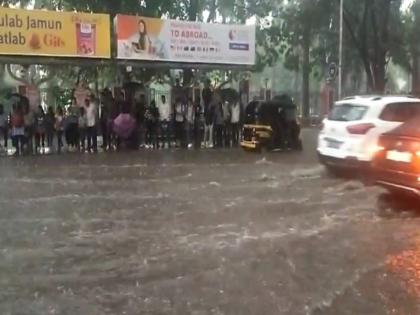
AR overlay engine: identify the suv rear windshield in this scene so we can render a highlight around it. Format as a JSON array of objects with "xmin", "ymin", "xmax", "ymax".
[
  {"xmin": 328, "ymin": 104, "xmax": 368, "ymax": 121},
  {"xmin": 379, "ymin": 102, "xmax": 420, "ymax": 122}
]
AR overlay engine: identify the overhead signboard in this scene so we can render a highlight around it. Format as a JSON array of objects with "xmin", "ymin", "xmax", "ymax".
[
  {"xmin": 0, "ymin": 7, "xmax": 111, "ymax": 58},
  {"xmin": 115, "ymin": 15, "xmax": 255, "ymax": 65}
]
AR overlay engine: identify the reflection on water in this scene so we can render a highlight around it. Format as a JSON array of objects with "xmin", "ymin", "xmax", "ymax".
[
  {"xmin": 381, "ymin": 193, "xmax": 420, "ymax": 298},
  {"xmin": 377, "ymin": 193, "xmax": 420, "ymax": 219},
  {"xmin": 387, "ymin": 236, "xmax": 420, "ymax": 298}
]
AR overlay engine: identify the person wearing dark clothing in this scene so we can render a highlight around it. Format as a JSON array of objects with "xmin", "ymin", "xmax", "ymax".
[
  {"xmin": 185, "ymin": 98, "xmax": 195, "ymax": 149},
  {"xmin": 202, "ymin": 81, "xmax": 214, "ymax": 147},
  {"xmin": 11, "ymin": 104, "xmax": 25, "ymax": 156},
  {"xmin": 173, "ymin": 98, "xmax": 186, "ymax": 148},
  {"xmin": 66, "ymin": 98, "xmax": 80, "ymax": 150},
  {"xmin": 23, "ymin": 102, "xmax": 35, "ymax": 154},
  {"xmin": 204, "ymin": 102, "xmax": 215, "ymax": 148},
  {"xmin": 100, "ymin": 89, "xmax": 113, "ymax": 150},
  {"xmin": 222, "ymin": 101, "xmax": 231, "ymax": 147},
  {"xmin": 34, "ymin": 105, "xmax": 46, "ymax": 152},
  {"xmin": 193, "ymin": 99, "xmax": 202, "ymax": 149},
  {"xmin": 79, "ymin": 107, "xmax": 88, "ymax": 151},
  {"xmin": 136, "ymin": 94, "xmax": 146, "ymax": 148},
  {"xmin": 145, "ymin": 100, "xmax": 160, "ymax": 149},
  {"xmin": 202, "ymin": 80, "xmax": 213, "ymax": 111},
  {"xmin": 214, "ymin": 102, "xmax": 224, "ymax": 148},
  {"xmin": 0, "ymin": 104, "xmax": 8, "ymax": 149},
  {"xmin": 45, "ymin": 106, "xmax": 55, "ymax": 148},
  {"xmin": 55, "ymin": 107, "xmax": 65, "ymax": 153}
]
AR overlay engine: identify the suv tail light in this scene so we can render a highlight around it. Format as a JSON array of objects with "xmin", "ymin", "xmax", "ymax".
[
  {"xmin": 346, "ymin": 123, "xmax": 375, "ymax": 135},
  {"xmin": 413, "ymin": 150, "xmax": 420, "ymax": 173}
]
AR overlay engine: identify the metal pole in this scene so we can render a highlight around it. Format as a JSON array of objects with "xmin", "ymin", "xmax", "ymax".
[{"xmin": 338, "ymin": 0, "xmax": 343, "ymax": 99}]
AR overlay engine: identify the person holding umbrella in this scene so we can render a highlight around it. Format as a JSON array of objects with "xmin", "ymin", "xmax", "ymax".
[{"xmin": 113, "ymin": 100, "xmax": 136, "ymax": 149}]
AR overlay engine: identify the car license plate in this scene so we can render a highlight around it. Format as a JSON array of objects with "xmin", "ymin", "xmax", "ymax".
[
  {"xmin": 386, "ymin": 150, "xmax": 412, "ymax": 163},
  {"xmin": 326, "ymin": 140, "xmax": 342, "ymax": 149}
]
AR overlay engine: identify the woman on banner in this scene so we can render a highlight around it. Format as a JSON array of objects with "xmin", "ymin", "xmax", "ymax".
[
  {"xmin": 128, "ymin": 19, "xmax": 168, "ymax": 59},
  {"xmin": 132, "ymin": 20, "xmax": 152, "ymax": 54}
]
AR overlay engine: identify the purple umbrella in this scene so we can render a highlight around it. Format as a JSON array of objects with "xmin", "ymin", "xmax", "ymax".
[{"xmin": 113, "ymin": 113, "xmax": 136, "ymax": 139}]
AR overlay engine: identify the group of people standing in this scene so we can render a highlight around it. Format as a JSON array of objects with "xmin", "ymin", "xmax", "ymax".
[
  {"xmin": 136, "ymin": 83, "xmax": 243, "ymax": 150},
  {"xmin": 0, "ymin": 96, "xmax": 98, "ymax": 156},
  {"xmin": 0, "ymin": 81, "xmax": 245, "ymax": 156}
]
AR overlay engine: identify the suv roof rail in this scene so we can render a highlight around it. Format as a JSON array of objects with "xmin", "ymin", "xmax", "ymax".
[
  {"xmin": 342, "ymin": 95, "xmax": 382, "ymax": 100},
  {"xmin": 381, "ymin": 94, "xmax": 419, "ymax": 99}
]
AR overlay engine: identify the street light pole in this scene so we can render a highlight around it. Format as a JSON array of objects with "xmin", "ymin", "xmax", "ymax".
[{"xmin": 338, "ymin": 0, "xmax": 343, "ymax": 99}]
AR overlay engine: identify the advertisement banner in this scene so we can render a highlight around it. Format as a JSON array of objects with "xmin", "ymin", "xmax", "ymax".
[
  {"xmin": 0, "ymin": 7, "xmax": 111, "ymax": 58},
  {"xmin": 115, "ymin": 15, "xmax": 255, "ymax": 65}
]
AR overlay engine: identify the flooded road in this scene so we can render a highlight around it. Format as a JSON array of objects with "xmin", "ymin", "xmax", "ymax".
[{"xmin": 0, "ymin": 130, "xmax": 419, "ymax": 315}]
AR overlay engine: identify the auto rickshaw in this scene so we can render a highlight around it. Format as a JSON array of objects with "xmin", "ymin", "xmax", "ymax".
[{"xmin": 240, "ymin": 95, "xmax": 303, "ymax": 152}]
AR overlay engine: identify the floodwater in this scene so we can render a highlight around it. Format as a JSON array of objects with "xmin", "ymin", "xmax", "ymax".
[{"xmin": 0, "ymin": 130, "xmax": 419, "ymax": 315}]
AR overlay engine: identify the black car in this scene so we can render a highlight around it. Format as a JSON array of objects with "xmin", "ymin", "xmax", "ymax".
[{"xmin": 372, "ymin": 116, "xmax": 420, "ymax": 196}]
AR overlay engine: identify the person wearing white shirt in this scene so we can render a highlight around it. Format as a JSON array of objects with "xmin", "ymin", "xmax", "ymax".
[
  {"xmin": 158, "ymin": 95, "xmax": 172, "ymax": 148},
  {"xmin": 185, "ymin": 98, "xmax": 195, "ymax": 149},
  {"xmin": 85, "ymin": 98, "xmax": 98, "ymax": 152},
  {"xmin": 174, "ymin": 98, "xmax": 186, "ymax": 148},
  {"xmin": 231, "ymin": 101, "xmax": 241, "ymax": 146}
]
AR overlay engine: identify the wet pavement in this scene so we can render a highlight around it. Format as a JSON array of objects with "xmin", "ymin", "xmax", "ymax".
[{"xmin": 0, "ymin": 130, "xmax": 419, "ymax": 315}]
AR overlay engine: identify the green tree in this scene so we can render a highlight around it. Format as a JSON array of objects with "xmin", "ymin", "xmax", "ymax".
[
  {"xmin": 401, "ymin": 1, "xmax": 420, "ymax": 94},
  {"xmin": 256, "ymin": 0, "xmax": 336, "ymax": 119},
  {"xmin": 342, "ymin": 0, "xmax": 405, "ymax": 92}
]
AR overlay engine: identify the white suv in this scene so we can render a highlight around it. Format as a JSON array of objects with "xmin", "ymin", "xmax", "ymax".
[{"xmin": 318, "ymin": 95, "xmax": 420, "ymax": 170}]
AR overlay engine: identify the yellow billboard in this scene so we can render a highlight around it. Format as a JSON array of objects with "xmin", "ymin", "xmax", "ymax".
[{"xmin": 0, "ymin": 7, "xmax": 110, "ymax": 58}]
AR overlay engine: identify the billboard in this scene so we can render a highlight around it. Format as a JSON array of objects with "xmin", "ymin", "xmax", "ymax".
[
  {"xmin": 115, "ymin": 15, "xmax": 255, "ymax": 65},
  {"xmin": 0, "ymin": 7, "xmax": 111, "ymax": 58}
]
